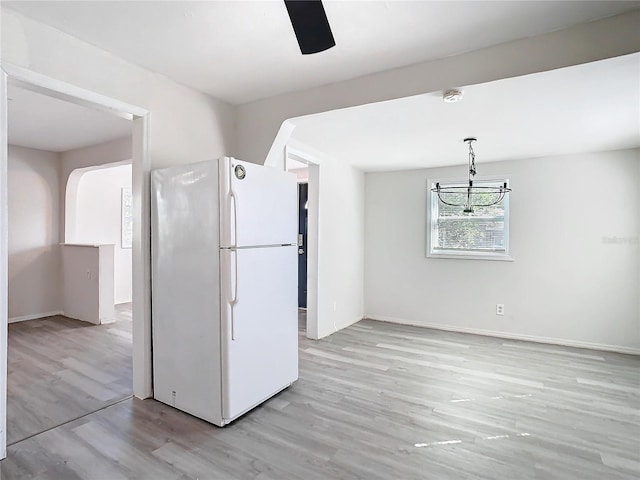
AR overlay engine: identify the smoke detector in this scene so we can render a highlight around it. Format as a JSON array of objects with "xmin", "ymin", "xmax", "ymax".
[{"xmin": 443, "ymin": 89, "xmax": 463, "ymax": 103}]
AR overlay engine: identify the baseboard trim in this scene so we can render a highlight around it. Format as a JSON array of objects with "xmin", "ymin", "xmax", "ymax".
[
  {"xmin": 9, "ymin": 311, "xmax": 64, "ymax": 324},
  {"xmin": 336, "ymin": 316, "xmax": 362, "ymax": 333},
  {"xmin": 364, "ymin": 314, "xmax": 640, "ymax": 355},
  {"xmin": 63, "ymin": 312, "xmax": 100, "ymax": 325},
  {"xmin": 317, "ymin": 315, "xmax": 361, "ymax": 339}
]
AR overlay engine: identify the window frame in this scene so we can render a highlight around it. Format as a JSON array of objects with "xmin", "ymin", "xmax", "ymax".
[{"xmin": 426, "ymin": 176, "xmax": 513, "ymax": 261}]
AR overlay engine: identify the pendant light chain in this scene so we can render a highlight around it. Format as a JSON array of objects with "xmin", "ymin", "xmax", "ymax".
[{"xmin": 468, "ymin": 139, "xmax": 476, "ymax": 179}]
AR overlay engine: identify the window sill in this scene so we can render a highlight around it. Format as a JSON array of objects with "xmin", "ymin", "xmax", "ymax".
[{"xmin": 427, "ymin": 252, "xmax": 514, "ymax": 262}]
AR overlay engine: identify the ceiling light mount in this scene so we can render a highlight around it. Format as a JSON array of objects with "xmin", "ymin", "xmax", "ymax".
[
  {"xmin": 432, "ymin": 138, "xmax": 511, "ymax": 213},
  {"xmin": 284, "ymin": 0, "xmax": 336, "ymax": 55},
  {"xmin": 443, "ymin": 89, "xmax": 464, "ymax": 103}
]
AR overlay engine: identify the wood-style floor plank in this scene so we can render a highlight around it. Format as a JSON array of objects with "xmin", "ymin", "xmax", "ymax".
[
  {"xmin": 1, "ymin": 316, "xmax": 639, "ymax": 479},
  {"xmin": 6, "ymin": 304, "xmax": 133, "ymax": 445}
]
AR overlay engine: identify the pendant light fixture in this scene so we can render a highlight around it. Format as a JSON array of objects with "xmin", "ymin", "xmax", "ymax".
[{"xmin": 432, "ymin": 138, "xmax": 511, "ymax": 213}]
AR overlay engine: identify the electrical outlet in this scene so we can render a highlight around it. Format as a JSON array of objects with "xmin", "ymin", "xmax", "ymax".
[{"xmin": 496, "ymin": 304, "xmax": 505, "ymax": 316}]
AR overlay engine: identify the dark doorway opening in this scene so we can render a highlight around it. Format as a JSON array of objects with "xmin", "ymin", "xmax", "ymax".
[{"xmin": 298, "ymin": 183, "xmax": 308, "ymax": 308}]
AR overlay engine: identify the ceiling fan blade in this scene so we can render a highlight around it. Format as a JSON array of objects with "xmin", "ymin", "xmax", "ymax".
[{"xmin": 284, "ymin": 0, "xmax": 335, "ymax": 55}]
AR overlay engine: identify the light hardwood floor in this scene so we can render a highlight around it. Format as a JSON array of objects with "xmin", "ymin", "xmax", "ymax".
[
  {"xmin": 6, "ymin": 304, "xmax": 133, "ymax": 445},
  {"xmin": 298, "ymin": 308, "xmax": 307, "ymax": 332},
  {"xmin": 1, "ymin": 316, "xmax": 639, "ymax": 479}
]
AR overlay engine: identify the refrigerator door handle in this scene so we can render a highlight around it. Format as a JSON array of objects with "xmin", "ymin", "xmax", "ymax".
[
  {"xmin": 226, "ymin": 158, "xmax": 239, "ymax": 340},
  {"xmin": 227, "ymin": 159, "xmax": 239, "ymax": 248},
  {"xmin": 229, "ymin": 190, "xmax": 238, "ymax": 248},
  {"xmin": 230, "ymin": 249, "xmax": 238, "ymax": 340}
]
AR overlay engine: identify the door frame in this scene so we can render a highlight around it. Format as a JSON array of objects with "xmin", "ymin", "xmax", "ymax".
[
  {"xmin": 285, "ymin": 145, "xmax": 320, "ymax": 339},
  {"xmin": 0, "ymin": 63, "xmax": 152, "ymax": 459}
]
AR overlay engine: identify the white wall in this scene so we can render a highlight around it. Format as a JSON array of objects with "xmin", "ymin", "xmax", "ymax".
[
  {"xmin": 364, "ymin": 148, "xmax": 640, "ymax": 353},
  {"xmin": 315, "ymin": 154, "xmax": 365, "ymax": 338},
  {"xmin": 73, "ymin": 164, "xmax": 132, "ymax": 304},
  {"xmin": 7, "ymin": 145, "xmax": 62, "ymax": 320},
  {"xmin": 60, "ymin": 136, "xmax": 132, "ymax": 240},
  {"xmin": 8, "ymin": 141, "xmax": 133, "ymax": 315}
]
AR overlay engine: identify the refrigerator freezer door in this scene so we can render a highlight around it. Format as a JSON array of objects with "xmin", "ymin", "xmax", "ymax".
[
  {"xmin": 220, "ymin": 158, "xmax": 297, "ymax": 248},
  {"xmin": 220, "ymin": 245, "xmax": 298, "ymax": 422}
]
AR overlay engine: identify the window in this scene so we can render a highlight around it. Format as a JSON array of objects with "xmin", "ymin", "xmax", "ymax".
[{"xmin": 427, "ymin": 178, "xmax": 512, "ymax": 260}]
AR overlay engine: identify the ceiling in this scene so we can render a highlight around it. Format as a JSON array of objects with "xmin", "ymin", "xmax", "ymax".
[
  {"xmin": 8, "ymin": 85, "xmax": 132, "ymax": 152},
  {"xmin": 289, "ymin": 53, "xmax": 640, "ymax": 171},
  {"xmin": 3, "ymin": 1, "xmax": 637, "ymax": 104}
]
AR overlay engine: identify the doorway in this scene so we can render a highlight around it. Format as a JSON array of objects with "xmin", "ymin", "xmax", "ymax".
[
  {"xmin": 284, "ymin": 147, "xmax": 319, "ymax": 339},
  {"xmin": 5, "ymin": 86, "xmax": 134, "ymax": 446},
  {"xmin": 297, "ymin": 182, "xmax": 308, "ymax": 334},
  {"xmin": 298, "ymin": 183, "xmax": 308, "ymax": 310},
  {"xmin": 0, "ymin": 64, "xmax": 151, "ymax": 459}
]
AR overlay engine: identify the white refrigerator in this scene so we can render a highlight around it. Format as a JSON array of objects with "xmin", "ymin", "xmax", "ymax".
[{"xmin": 151, "ymin": 157, "xmax": 298, "ymax": 426}]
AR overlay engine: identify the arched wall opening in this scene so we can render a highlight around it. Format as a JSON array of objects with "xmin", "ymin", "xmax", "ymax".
[{"xmin": 65, "ymin": 161, "xmax": 133, "ymax": 304}]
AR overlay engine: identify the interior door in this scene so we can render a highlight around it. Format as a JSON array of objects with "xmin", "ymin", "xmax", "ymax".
[
  {"xmin": 220, "ymin": 245, "xmax": 298, "ymax": 422},
  {"xmin": 220, "ymin": 158, "xmax": 297, "ymax": 248},
  {"xmin": 297, "ymin": 183, "xmax": 308, "ymax": 308}
]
